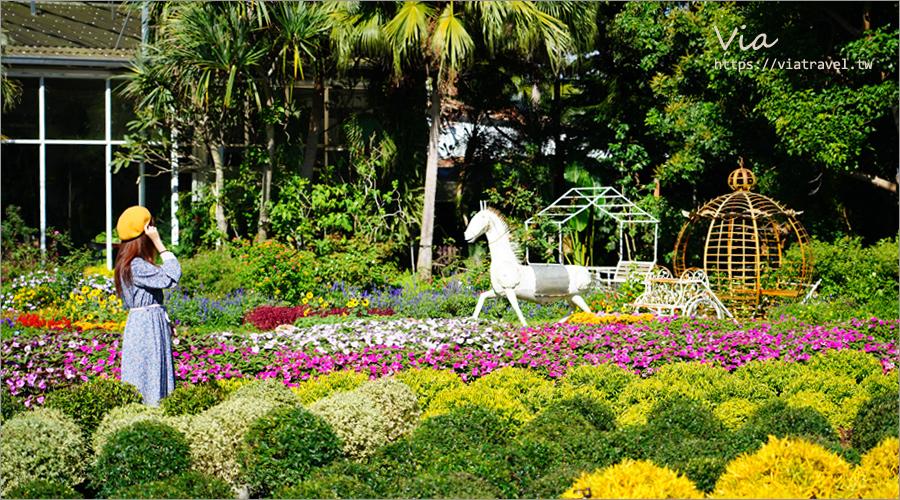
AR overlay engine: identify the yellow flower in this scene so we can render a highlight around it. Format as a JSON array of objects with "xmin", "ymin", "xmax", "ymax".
[
  {"xmin": 275, "ymin": 289, "xmax": 281, "ymax": 295},
  {"xmin": 361, "ymin": 299, "xmax": 370, "ymax": 307},
  {"xmin": 81, "ymin": 286, "xmax": 90, "ymax": 294},
  {"xmin": 306, "ymin": 292, "xmax": 314, "ymax": 299},
  {"xmin": 321, "ymin": 302, "xmax": 329, "ymax": 309},
  {"xmin": 302, "ymin": 298, "xmax": 308, "ymax": 304}
]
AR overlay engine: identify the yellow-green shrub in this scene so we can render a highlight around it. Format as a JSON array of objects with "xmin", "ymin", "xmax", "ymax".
[
  {"xmin": 861, "ymin": 369, "xmax": 899, "ymax": 398},
  {"xmin": 805, "ymin": 349, "xmax": 883, "ymax": 383},
  {"xmin": 558, "ymin": 363, "xmax": 638, "ymax": 405},
  {"xmin": 423, "ymin": 384, "xmax": 534, "ymax": 431},
  {"xmin": 783, "ymin": 371, "xmax": 869, "ymax": 431},
  {"xmin": 732, "ymin": 358, "xmax": 806, "ymax": 397},
  {"xmin": 469, "ymin": 366, "xmax": 556, "ymax": 413},
  {"xmin": 713, "ymin": 398, "xmax": 760, "ymax": 431},
  {"xmin": 559, "ymin": 459, "xmax": 704, "ymax": 499},
  {"xmin": 292, "ymin": 370, "xmax": 368, "ymax": 406},
  {"xmin": 214, "ymin": 377, "xmax": 254, "ymax": 396},
  {"xmin": 1, "ymin": 408, "xmax": 87, "ymax": 496},
  {"xmin": 711, "ymin": 435, "xmax": 855, "ymax": 499},
  {"xmin": 851, "ymin": 437, "xmax": 900, "ymax": 499},
  {"xmin": 186, "ymin": 396, "xmax": 283, "ymax": 485},
  {"xmin": 395, "ymin": 368, "xmax": 463, "ymax": 414}
]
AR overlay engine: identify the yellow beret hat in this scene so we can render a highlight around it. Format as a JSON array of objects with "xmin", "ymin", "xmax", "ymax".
[{"xmin": 116, "ymin": 206, "xmax": 151, "ymax": 241}]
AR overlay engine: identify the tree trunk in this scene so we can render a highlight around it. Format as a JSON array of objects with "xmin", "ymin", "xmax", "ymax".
[
  {"xmin": 302, "ymin": 66, "xmax": 325, "ymax": 180},
  {"xmin": 209, "ymin": 142, "xmax": 228, "ymax": 245},
  {"xmin": 417, "ymin": 73, "xmax": 441, "ymax": 281},
  {"xmin": 258, "ymin": 85, "xmax": 275, "ymax": 240},
  {"xmin": 843, "ymin": 171, "xmax": 898, "ymax": 193}
]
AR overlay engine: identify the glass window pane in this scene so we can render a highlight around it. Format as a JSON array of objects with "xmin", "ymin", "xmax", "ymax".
[
  {"xmin": 1, "ymin": 77, "xmax": 39, "ymax": 139},
  {"xmin": 0, "ymin": 144, "xmax": 40, "ymax": 234},
  {"xmin": 111, "ymin": 83, "xmax": 136, "ymax": 140},
  {"xmin": 46, "ymin": 145, "xmax": 106, "ymax": 247},
  {"xmin": 45, "ymin": 79, "xmax": 105, "ymax": 140}
]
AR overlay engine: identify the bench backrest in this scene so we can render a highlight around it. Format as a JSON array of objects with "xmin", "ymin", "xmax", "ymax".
[{"xmin": 613, "ymin": 260, "xmax": 656, "ymax": 282}]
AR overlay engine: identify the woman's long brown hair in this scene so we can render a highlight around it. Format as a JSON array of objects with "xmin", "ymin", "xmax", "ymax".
[{"xmin": 114, "ymin": 233, "xmax": 158, "ymax": 298}]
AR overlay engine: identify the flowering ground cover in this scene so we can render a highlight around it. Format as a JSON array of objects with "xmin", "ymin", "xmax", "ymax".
[{"xmin": 3, "ymin": 315, "xmax": 897, "ymax": 407}]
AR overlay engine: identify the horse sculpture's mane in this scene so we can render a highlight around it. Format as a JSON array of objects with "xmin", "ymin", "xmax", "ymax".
[{"xmin": 484, "ymin": 207, "xmax": 524, "ymax": 262}]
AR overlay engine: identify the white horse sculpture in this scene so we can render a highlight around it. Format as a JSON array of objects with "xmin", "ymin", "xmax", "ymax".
[{"xmin": 464, "ymin": 207, "xmax": 594, "ymax": 326}]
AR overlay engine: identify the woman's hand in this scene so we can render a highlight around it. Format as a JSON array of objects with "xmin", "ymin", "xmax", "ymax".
[{"xmin": 144, "ymin": 223, "xmax": 168, "ymax": 254}]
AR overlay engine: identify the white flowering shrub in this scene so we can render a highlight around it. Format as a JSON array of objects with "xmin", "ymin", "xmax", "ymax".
[
  {"xmin": 186, "ymin": 396, "xmax": 282, "ymax": 485},
  {"xmin": 227, "ymin": 377, "xmax": 301, "ymax": 407},
  {"xmin": 92, "ymin": 403, "xmax": 192, "ymax": 458},
  {"xmin": 1, "ymin": 408, "xmax": 87, "ymax": 496},
  {"xmin": 309, "ymin": 377, "xmax": 421, "ymax": 460}
]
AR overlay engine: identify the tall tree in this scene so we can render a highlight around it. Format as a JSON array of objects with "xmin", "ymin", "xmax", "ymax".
[{"xmin": 357, "ymin": 1, "xmax": 574, "ymax": 280}]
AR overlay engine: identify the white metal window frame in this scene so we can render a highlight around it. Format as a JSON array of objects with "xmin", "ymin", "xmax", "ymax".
[{"xmin": 1, "ymin": 72, "xmax": 179, "ymax": 269}]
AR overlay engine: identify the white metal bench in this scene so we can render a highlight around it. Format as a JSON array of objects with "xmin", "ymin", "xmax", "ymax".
[
  {"xmin": 590, "ymin": 260, "xmax": 657, "ymax": 287},
  {"xmin": 632, "ymin": 266, "xmax": 734, "ymax": 319}
]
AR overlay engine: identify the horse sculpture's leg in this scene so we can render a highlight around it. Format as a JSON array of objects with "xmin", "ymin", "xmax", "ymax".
[
  {"xmin": 472, "ymin": 290, "xmax": 497, "ymax": 319},
  {"xmin": 559, "ymin": 295, "xmax": 593, "ymax": 323},
  {"xmin": 504, "ymin": 289, "xmax": 529, "ymax": 327}
]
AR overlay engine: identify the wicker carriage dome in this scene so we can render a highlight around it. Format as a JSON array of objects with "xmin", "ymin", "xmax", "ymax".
[{"xmin": 673, "ymin": 166, "xmax": 813, "ymax": 317}]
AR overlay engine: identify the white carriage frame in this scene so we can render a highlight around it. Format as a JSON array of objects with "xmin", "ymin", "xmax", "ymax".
[{"xmin": 523, "ymin": 187, "xmax": 660, "ymax": 285}]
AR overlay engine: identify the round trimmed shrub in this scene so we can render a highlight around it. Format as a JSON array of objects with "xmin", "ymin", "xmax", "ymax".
[
  {"xmin": 226, "ymin": 377, "xmax": 301, "ymax": 407},
  {"xmin": 413, "ymin": 404, "xmax": 513, "ymax": 455},
  {"xmin": 308, "ymin": 377, "xmax": 421, "ymax": 460},
  {"xmin": 731, "ymin": 398, "xmax": 836, "ymax": 455},
  {"xmin": 291, "ymin": 370, "xmax": 367, "ymax": 405},
  {"xmin": 732, "ymin": 358, "xmax": 805, "ymax": 397},
  {"xmin": 551, "ymin": 394, "xmax": 617, "ymax": 433},
  {"xmin": 238, "ymin": 406, "xmax": 342, "ymax": 497},
  {"xmin": 710, "ymin": 435, "xmax": 854, "ymax": 499},
  {"xmin": 470, "ymin": 366, "xmax": 556, "ymax": 413},
  {"xmin": 422, "ymin": 385, "xmax": 533, "ymax": 431},
  {"xmin": 4, "ymin": 479, "xmax": 83, "ymax": 499},
  {"xmin": 395, "ymin": 367, "xmax": 463, "ymax": 413},
  {"xmin": 558, "ymin": 363, "xmax": 638, "ymax": 404},
  {"xmin": 645, "ymin": 396, "xmax": 727, "ymax": 442},
  {"xmin": 186, "ymin": 396, "xmax": 283, "ymax": 485},
  {"xmin": 273, "ymin": 474, "xmax": 376, "ymax": 499},
  {"xmin": 523, "ymin": 462, "xmax": 599, "ymax": 500},
  {"xmin": 161, "ymin": 381, "xmax": 225, "ymax": 416},
  {"xmin": 105, "ymin": 471, "xmax": 234, "ymax": 499},
  {"xmin": 851, "ymin": 390, "xmax": 900, "ymax": 453},
  {"xmin": 851, "ymin": 437, "xmax": 900, "ymax": 499},
  {"xmin": 806, "ymin": 349, "xmax": 883, "ymax": 383},
  {"xmin": 91, "ymin": 420, "xmax": 192, "ymax": 497},
  {"xmin": 43, "ymin": 376, "xmax": 143, "ymax": 437},
  {"xmin": 0, "ymin": 408, "xmax": 87, "ymax": 496},
  {"xmin": 560, "ymin": 459, "xmax": 704, "ymax": 499},
  {"xmin": 92, "ymin": 403, "xmax": 191, "ymax": 456},
  {"xmin": 388, "ymin": 471, "xmax": 502, "ymax": 499},
  {"xmin": 713, "ymin": 398, "xmax": 759, "ymax": 431}
]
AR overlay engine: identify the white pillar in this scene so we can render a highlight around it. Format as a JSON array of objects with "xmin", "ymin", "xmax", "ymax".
[
  {"xmin": 138, "ymin": 161, "xmax": 146, "ymax": 206},
  {"xmin": 170, "ymin": 130, "xmax": 179, "ymax": 246},
  {"xmin": 105, "ymin": 80, "xmax": 113, "ymax": 269},
  {"xmin": 38, "ymin": 77, "xmax": 46, "ymax": 252}
]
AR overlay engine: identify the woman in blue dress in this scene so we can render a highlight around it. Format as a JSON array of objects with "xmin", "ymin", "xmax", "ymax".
[{"xmin": 114, "ymin": 206, "xmax": 181, "ymax": 406}]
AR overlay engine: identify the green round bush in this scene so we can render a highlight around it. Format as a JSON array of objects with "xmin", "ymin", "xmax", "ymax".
[
  {"xmin": 1, "ymin": 387, "xmax": 27, "ymax": 421},
  {"xmin": 105, "ymin": 471, "xmax": 234, "ymax": 499},
  {"xmin": 851, "ymin": 390, "xmax": 900, "ymax": 453},
  {"xmin": 43, "ymin": 376, "xmax": 143, "ymax": 437},
  {"xmin": 272, "ymin": 474, "xmax": 375, "ymax": 499},
  {"xmin": 388, "ymin": 471, "xmax": 502, "ymax": 499},
  {"xmin": 524, "ymin": 462, "xmax": 599, "ymax": 500},
  {"xmin": 730, "ymin": 399, "xmax": 837, "ymax": 455},
  {"xmin": 92, "ymin": 420, "xmax": 192, "ymax": 497},
  {"xmin": 516, "ymin": 406, "xmax": 598, "ymax": 458},
  {"xmin": 0, "ymin": 408, "xmax": 87, "ymax": 496},
  {"xmin": 558, "ymin": 363, "xmax": 638, "ymax": 404},
  {"xmin": 645, "ymin": 396, "xmax": 728, "ymax": 442},
  {"xmin": 412, "ymin": 404, "xmax": 513, "ymax": 456},
  {"xmin": 394, "ymin": 368, "xmax": 463, "ymax": 414},
  {"xmin": 238, "ymin": 406, "xmax": 343, "ymax": 497},
  {"xmin": 161, "ymin": 381, "xmax": 226, "ymax": 416},
  {"xmin": 502, "ymin": 438, "xmax": 565, "ymax": 492},
  {"xmin": 4, "ymin": 479, "xmax": 84, "ymax": 499}
]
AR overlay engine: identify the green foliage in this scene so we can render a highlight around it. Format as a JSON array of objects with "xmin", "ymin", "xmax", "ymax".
[
  {"xmin": 91, "ymin": 403, "xmax": 191, "ymax": 457},
  {"xmin": 43, "ymin": 376, "xmax": 144, "ymax": 438},
  {"xmin": 273, "ymin": 474, "xmax": 375, "ymax": 499},
  {"xmin": 291, "ymin": 370, "xmax": 368, "ymax": 405},
  {"xmin": 308, "ymin": 377, "xmax": 421, "ymax": 460},
  {"xmin": 470, "ymin": 366, "xmax": 556, "ymax": 413},
  {"xmin": 422, "ymin": 384, "xmax": 534, "ymax": 431},
  {"xmin": 851, "ymin": 391, "xmax": 900, "ymax": 453},
  {"xmin": 239, "ymin": 406, "xmax": 343, "ymax": 497},
  {"xmin": 235, "ymin": 238, "xmax": 319, "ymax": 304},
  {"xmin": 0, "ymin": 408, "xmax": 87, "ymax": 497},
  {"xmin": 412, "ymin": 404, "xmax": 513, "ymax": 456},
  {"xmin": 730, "ymin": 399, "xmax": 837, "ymax": 456},
  {"xmin": 1, "ymin": 386, "xmax": 27, "ymax": 421},
  {"xmin": 161, "ymin": 381, "xmax": 226, "ymax": 416},
  {"xmin": 394, "ymin": 368, "xmax": 464, "ymax": 413},
  {"xmin": 178, "ymin": 247, "xmax": 248, "ymax": 297},
  {"xmin": 105, "ymin": 471, "xmax": 233, "ymax": 500},
  {"xmin": 388, "ymin": 472, "xmax": 502, "ymax": 500},
  {"xmin": 4, "ymin": 479, "xmax": 84, "ymax": 500},
  {"xmin": 92, "ymin": 420, "xmax": 192, "ymax": 497},
  {"xmin": 525, "ymin": 462, "xmax": 599, "ymax": 500},
  {"xmin": 558, "ymin": 363, "xmax": 640, "ymax": 405}
]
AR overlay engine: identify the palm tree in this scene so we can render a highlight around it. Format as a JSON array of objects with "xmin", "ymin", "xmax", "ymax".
[{"xmin": 356, "ymin": 1, "xmax": 575, "ymax": 280}]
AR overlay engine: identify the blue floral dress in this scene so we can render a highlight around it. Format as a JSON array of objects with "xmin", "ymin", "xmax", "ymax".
[{"xmin": 120, "ymin": 252, "xmax": 181, "ymax": 406}]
